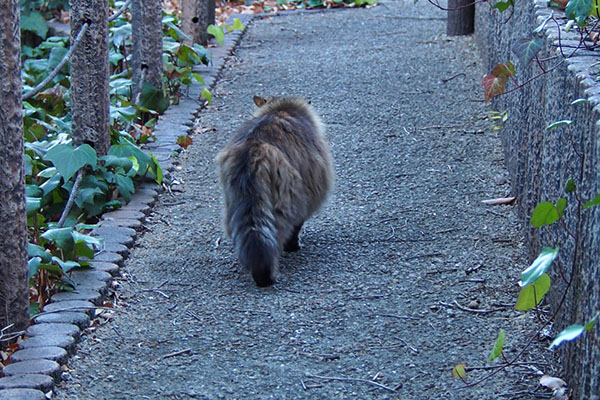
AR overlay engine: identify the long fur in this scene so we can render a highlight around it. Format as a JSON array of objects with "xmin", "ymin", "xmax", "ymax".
[{"xmin": 216, "ymin": 97, "xmax": 334, "ymax": 286}]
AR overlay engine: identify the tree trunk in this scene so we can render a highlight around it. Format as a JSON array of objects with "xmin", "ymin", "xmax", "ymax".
[
  {"xmin": 131, "ymin": 0, "xmax": 163, "ymax": 100},
  {"xmin": 0, "ymin": 0, "xmax": 30, "ymax": 345},
  {"xmin": 447, "ymin": 0, "xmax": 474, "ymax": 36},
  {"xmin": 182, "ymin": 0, "xmax": 215, "ymax": 46},
  {"xmin": 70, "ymin": 0, "xmax": 110, "ymax": 156}
]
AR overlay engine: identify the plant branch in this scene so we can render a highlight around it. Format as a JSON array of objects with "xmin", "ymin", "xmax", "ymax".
[
  {"xmin": 23, "ymin": 22, "xmax": 89, "ymax": 101},
  {"xmin": 57, "ymin": 168, "xmax": 85, "ymax": 228}
]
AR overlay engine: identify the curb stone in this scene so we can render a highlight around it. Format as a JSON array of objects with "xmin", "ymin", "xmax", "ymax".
[{"xmin": 0, "ymin": 13, "xmax": 255, "ymax": 400}]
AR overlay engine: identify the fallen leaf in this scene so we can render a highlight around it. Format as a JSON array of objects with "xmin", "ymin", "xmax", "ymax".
[
  {"xmin": 482, "ymin": 196, "xmax": 516, "ymax": 205},
  {"xmin": 452, "ymin": 363, "xmax": 467, "ymax": 379}
]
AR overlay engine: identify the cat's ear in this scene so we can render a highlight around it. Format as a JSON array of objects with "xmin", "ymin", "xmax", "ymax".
[{"xmin": 253, "ymin": 96, "xmax": 267, "ymax": 107}]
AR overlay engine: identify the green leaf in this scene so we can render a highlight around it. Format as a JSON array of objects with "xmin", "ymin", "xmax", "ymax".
[
  {"xmin": 201, "ymin": 88, "xmax": 212, "ymax": 104},
  {"xmin": 584, "ymin": 192, "xmax": 600, "ymax": 208},
  {"xmin": 546, "ymin": 120, "xmax": 573, "ymax": 131},
  {"xmin": 26, "ymin": 197, "xmax": 41, "ymax": 216},
  {"xmin": 74, "ymin": 241, "xmax": 94, "ymax": 259},
  {"xmin": 231, "ymin": 18, "xmax": 244, "ymax": 31},
  {"xmin": 105, "ymin": 171, "xmax": 135, "ymax": 203},
  {"xmin": 520, "ymin": 247, "xmax": 559, "ymax": 287},
  {"xmin": 530, "ymin": 201, "xmax": 560, "ymax": 227},
  {"xmin": 556, "ymin": 198, "xmax": 567, "ymax": 218},
  {"xmin": 28, "ymin": 243, "xmax": 52, "ymax": 263},
  {"xmin": 571, "ymin": 98, "xmax": 587, "ymax": 106},
  {"xmin": 100, "ymin": 155, "xmax": 134, "ymax": 172},
  {"xmin": 512, "ymin": 36, "xmax": 543, "ymax": 66},
  {"xmin": 493, "ymin": 0, "xmax": 514, "ymax": 12},
  {"xmin": 550, "ymin": 324, "xmax": 586, "ymax": 348},
  {"xmin": 72, "ymin": 231, "xmax": 103, "ymax": 248},
  {"xmin": 566, "ymin": 0, "xmax": 592, "ymax": 25},
  {"xmin": 28, "ymin": 257, "xmax": 41, "ymax": 280},
  {"xmin": 515, "ymin": 273, "xmax": 551, "ymax": 310},
  {"xmin": 565, "ymin": 179, "xmax": 577, "ymax": 193},
  {"xmin": 21, "ymin": 11, "xmax": 49, "ymax": 38},
  {"xmin": 488, "ymin": 329, "xmax": 506, "ymax": 361},
  {"xmin": 41, "ymin": 227, "xmax": 75, "ymax": 254},
  {"xmin": 452, "ymin": 363, "xmax": 467, "ymax": 379},
  {"xmin": 52, "ymin": 256, "xmax": 80, "ymax": 274},
  {"xmin": 44, "ymin": 143, "xmax": 98, "ymax": 182},
  {"xmin": 207, "ymin": 24, "xmax": 225, "ymax": 46},
  {"xmin": 39, "ymin": 173, "xmax": 62, "ymax": 196},
  {"xmin": 138, "ymin": 82, "xmax": 170, "ymax": 114}
]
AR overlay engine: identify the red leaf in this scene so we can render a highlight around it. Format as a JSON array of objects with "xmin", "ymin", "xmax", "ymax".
[
  {"xmin": 483, "ymin": 62, "xmax": 515, "ymax": 102},
  {"xmin": 177, "ymin": 135, "xmax": 193, "ymax": 149}
]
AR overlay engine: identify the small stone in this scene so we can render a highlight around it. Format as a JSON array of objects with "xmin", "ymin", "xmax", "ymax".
[
  {"xmin": 43, "ymin": 300, "xmax": 96, "ymax": 316},
  {"xmin": 68, "ymin": 269, "xmax": 112, "ymax": 285},
  {"xmin": 33, "ymin": 311, "xmax": 90, "ymax": 329},
  {"xmin": 19, "ymin": 335, "xmax": 75, "ymax": 353},
  {"xmin": 26, "ymin": 323, "xmax": 80, "ymax": 339},
  {"xmin": 2, "ymin": 359, "xmax": 60, "ymax": 381},
  {"xmin": 50, "ymin": 289, "xmax": 102, "ymax": 304},
  {"xmin": 88, "ymin": 261, "xmax": 119, "ymax": 275},
  {"xmin": 11, "ymin": 346, "xmax": 68, "ymax": 364},
  {"xmin": 0, "ymin": 374, "xmax": 53, "ymax": 391},
  {"xmin": 0, "ymin": 388, "xmax": 47, "ymax": 400},
  {"xmin": 91, "ymin": 252, "xmax": 124, "ymax": 264}
]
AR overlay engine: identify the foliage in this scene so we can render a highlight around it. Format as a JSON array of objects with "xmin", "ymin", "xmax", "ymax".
[{"xmin": 19, "ymin": 0, "xmax": 225, "ymax": 311}]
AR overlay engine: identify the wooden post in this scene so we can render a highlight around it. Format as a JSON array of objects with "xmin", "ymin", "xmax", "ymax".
[
  {"xmin": 0, "ymin": 0, "xmax": 30, "ymax": 343},
  {"xmin": 70, "ymin": 0, "xmax": 110, "ymax": 156},
  {"xmin": 131, "ymin": 0, "xmax": 163, "ymax": 99},
  {"xmin": 447, "ymin": 0, "xmax": 474, "ymax": 36},
  {"xmin": 182, "ymin": 0, "xmax": 215, "ymax": 46}
]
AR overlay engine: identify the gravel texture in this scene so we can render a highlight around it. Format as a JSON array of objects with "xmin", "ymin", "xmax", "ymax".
[{"xmin": 54, "ymin": 2, "xmax": 558, "ymax": 399}]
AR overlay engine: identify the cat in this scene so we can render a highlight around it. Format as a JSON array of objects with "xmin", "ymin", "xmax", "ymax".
[{"xmin": 216, "ymin": 96, "xmax": 334, "ymax": 286}]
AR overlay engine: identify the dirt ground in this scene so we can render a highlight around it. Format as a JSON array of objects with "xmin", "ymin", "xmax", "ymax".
[{"xmin": 55, "ymin": 1, "xmax": 559, "ymax": 399}]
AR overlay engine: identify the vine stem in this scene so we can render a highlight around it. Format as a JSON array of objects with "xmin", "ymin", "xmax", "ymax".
[
  {"xmin": 57, "ymin": 168, "xmax": 85, "ymax": 228},
  {"xmin": 23, "ymin": 22, "xmax": 89, "ymax": 101}
]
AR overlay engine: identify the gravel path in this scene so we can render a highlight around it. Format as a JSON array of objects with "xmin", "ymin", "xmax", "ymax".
[{"xmin": 55, "ymin": 2, "xmax": 554, "ymax": 399}]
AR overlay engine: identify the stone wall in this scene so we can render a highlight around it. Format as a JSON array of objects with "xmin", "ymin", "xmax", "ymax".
[{"xmin": 474, "ymin": 2, "xmax": 600, "ymax": 399}]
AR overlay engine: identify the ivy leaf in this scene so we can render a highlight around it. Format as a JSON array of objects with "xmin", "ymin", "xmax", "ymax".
[
  {"xmin": 515, "ymin": 273, "xmax": 551, "ymax": 310},
  {"xmin": 452, "ymin": 363, "xmax": 467, "ymax": 379},
  {"xmin": 565, "ymin": 179, "xmax": 577, "ymax": 193},
  {"xmin": 26, "ymin": 197, "xmax": 41, "ymax": 216},
  {"xmin": 177, "ymin": 135, "xmax": 193, "ymax": 149},
  {"xmin": 488, "ymin": 329, "xmax": 506, "ymax": 361},
  {"xmin": 512, "ymin": 36, "xmax": 543, "ymax": 66},
  {"xmin": 201, "ymin": 88, "xmax": 212, "ymax": 104},
  {"xmin": 566, "ymin": 0, "xmax": 592, "ymax": 25},
  {"xmin": 51, "ymin": 256, "xmax": 80, "ymax": 274},
  {"xmin": 44, "ymin": 143, "xmax": 98, "ymax": 182},
  {"xmin": 21, "ymin": 11, "xmax": 49, "ymax": 39},
  {"xmin": 100, "ymin": 155, "xmax": 134, "ymax": 172},
  {"xmin": 231, "ymin": 18, "xmax": 244, "ymax": 31},
  {"xmin": 493, "ymin": 0, "xmax": 514, "ymax": 12},
  {"xmin": 556, "ymin": 198, "xmax": 567, "ymax": 218},
  {"xmin": 138, "ymin": 82, "xmax": 170, "ymax": 114},
  {"xmin": 41, "ymin": 227, "xmax": 75, "ymax": 254},
  {"xmin": 28, "ymin": 258, "xmax": 41, "ymax": 280},
  {"xmin": 530, "ymin": 201, "xmax": 560, "ymax": 227},
  {"xmin": 207, "ymin": 24, "xmax": 225, "ymax": 46},
  {"xmin": 584, "ymin": 192, "xmax": 600, "ymax": 208},
  {"xmin": 520, "ymin": 247, "xmax": 559, "ymax": 287},
  {"xmin": 546, "ymin": 120, "xmax": 573, "ymax": 131},
  {"xmin": 549, "ymin": 324, "xmax": 585, "ymax": 348},
  {"xmin": 28, "ymin": 243, "xmax": 52, "ymax": 263},
  {"xmin": 483, "ymin": 62, "xmax": 515, "ymax": 102}
]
